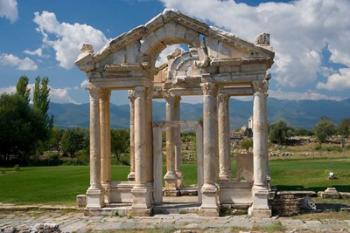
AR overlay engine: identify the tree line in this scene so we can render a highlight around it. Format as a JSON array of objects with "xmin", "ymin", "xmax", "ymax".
[
  {"xmin": 269, "ymin": 117, "xmax": 350, "ymax": 146},
  {"xmin": 0, "ymin": 77, "xmax": 130, "ymax": 166}
]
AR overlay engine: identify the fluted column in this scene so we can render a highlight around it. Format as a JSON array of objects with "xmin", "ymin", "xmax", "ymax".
[
  {"xmin": 174, "ymin": 96, "xmax": 183, "ymax": 187},
  {"xmin": 200, "ymin": 82, "xmax": 219, "ymax": 216},
  {"xmin": 218, "ymin": 93, "xmax": 231, "ymax": 181},
  {"xmin": 86, "ymin": 86, "xmax": 103, "ymax": 209},
  {"xmin": 131, "ymin": 86, "xmax": 152, "ymax": 215},
  {"xmin": 128, "ymin": 90, "xmax": 136, "ymax": 181},
  {"xmin": 249, "ymin": 79, "xmax": 271, "ymax": 217},
  {"xmin": 100, "ymin": 89, "xmax": 111, "ymax": 204},
  {"xmin": 164, "ymin": 93, "xmax": 178, "ymax": 192}
]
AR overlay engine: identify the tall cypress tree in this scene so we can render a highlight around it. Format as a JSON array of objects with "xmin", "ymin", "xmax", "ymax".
[
  {"xmin": 16, "ymin": 76, "xmax": 30, "ymax": 103},
  {"xmin": 33, "ymin": 76, "xmax": 52, "ymax": 132}
]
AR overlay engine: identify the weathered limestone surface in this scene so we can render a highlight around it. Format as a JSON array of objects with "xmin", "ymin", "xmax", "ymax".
[
  {"xmin": 75, "ymin": 8, "xmax": 274, "ymax": 217},
  {"xmin": 86, "ymin": 86, "xmax": 103, "ymax": 209},
  {"xmin": 200, "ymin": 82, "xmax": 219, "ymax": 216},
  {"xmin": 127, "ymin": 90, "xmax": 136, "ymax": 181},
  {"xmin": 217, "ymin": 93, "xmax": 231, "ymax": 181}
]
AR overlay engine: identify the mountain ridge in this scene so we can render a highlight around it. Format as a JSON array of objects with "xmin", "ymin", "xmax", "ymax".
[{"xmin": 48, "ymin": 98, "xmax": 350, "ymax": 129}]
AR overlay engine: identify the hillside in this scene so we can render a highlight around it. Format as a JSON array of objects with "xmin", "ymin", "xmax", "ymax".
[{"xmin": 48, "ymin": 98, "xmax": 350, "ymax": 129}]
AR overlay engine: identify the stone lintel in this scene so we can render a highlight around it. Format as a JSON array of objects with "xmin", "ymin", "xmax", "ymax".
[{"xmin": 90, "ymin": 77, "xmax": 150, "ymax": 89}]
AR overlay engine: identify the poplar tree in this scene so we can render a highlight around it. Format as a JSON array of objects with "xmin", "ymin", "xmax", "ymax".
[{"xmin": 16, "ymin": 76, "xmax": 30, "ymax": 103}]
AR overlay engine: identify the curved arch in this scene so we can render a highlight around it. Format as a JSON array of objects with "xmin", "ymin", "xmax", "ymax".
[
  {"xmin": 167, "ymin": 50, "xmax": 199, "ymax": 81},
  {"xmin": 139, "ymin": 22, "xmax": 201, "ymax": 68}
]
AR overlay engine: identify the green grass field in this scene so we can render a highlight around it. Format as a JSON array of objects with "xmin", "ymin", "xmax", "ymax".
[{"xmin": 1, "ymin": 157, "xmax": 350, "ymax": 205}]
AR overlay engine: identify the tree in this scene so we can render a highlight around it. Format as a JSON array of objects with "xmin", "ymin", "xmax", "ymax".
[
  {"xmin": 33, "ymin": 76, "xmax": 53, "ymax": 131},
  {"xmin": 16, "ymin": 76, "xmax": 30, "ymax": 103},
  {"xmin": 111, "ymin": 129, "xmax": 130, "ymax": 164},
  {"xmin": 0, "ymin": 94, "xmax": 47, "ymax": 165},
  {"xmin": 240, "ymin": 138, "xmax": 253, "ymax": 151},
  {"xmin": 269, "ymin": 121, "xmax": 291, "ymax": 145},
  {"xmin": 338, "ymin": 118, "xmax": 350, "ymax": 147},
  {"xmin": 314, "ymin": 117, "xmax": 336, "ymax": 144},
  {"xmin": 47, "ymin": 127, "xmax": 64, "ymax": 152},
  {"xmin": 60, "ymin": 128, "xmax": 88, "ymax": 157}
]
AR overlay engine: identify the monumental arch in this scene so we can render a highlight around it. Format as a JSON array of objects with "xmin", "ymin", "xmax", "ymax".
[{"xmin": 75, "ymin": 9, "xmax": 274, "ymax": 217}]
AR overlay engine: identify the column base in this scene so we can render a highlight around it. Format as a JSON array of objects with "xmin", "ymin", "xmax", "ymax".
[
  {"xmin": 86, "ymin": 187, "xmax": 103, "ymax": 209},
  {"xmin": 219, "ymin": 174, "xmax": 230, "ymax": 181},
  {"xmin": 164, "ymin": 171, "xmax": 179, "ymax": 196},
  {"xmin": 176, "ymin": 171, "xmax": 184, "ymax": 188},
  {"xmin": 101, "ymin": 183, "xmax": 111, "ymax": 204},
  {"xmin": 199, "ymin": 183, "xmax": 219, "ymax": 216},
  {"xmin": 127, "ymin": 172, "xmax": 135, "ymax": 181},
  {"xmin": 248, "ymin": 186, "xmax": 271, "ymax": 218},
  {"xmin": 130, "ymin": 183, "xmax": 153, "ymax": 216}
]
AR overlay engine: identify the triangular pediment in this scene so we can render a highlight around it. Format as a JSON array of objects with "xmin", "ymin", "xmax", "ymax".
[{"xmin": 91, "ymin": 9, "xmax": 273, "ymax": 62}]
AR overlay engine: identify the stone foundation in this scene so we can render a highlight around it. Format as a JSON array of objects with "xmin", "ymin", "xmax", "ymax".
[{"xmin": 271, "ymin": 191, "xmax": 316, "ymax": 216}]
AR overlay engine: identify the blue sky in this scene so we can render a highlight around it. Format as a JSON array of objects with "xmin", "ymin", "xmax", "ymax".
[{"xmin": 0, "ymin": 0, "xmax": 349, "ymax": 105}]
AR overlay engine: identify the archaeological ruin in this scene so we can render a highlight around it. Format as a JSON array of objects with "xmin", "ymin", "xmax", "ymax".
[{"xmin": 75, "ymin": 9, "xmax": 274, "ymax": 217}]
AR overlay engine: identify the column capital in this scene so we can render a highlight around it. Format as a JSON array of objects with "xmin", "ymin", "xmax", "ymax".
[
  {"xmin": 88, "ymin": 85, "xmax": 102, "ymax": 100},
  {"xmin": 217, "ymin": 93, "xmax": 229, "ymax": 103},
  {"xmin": 128, "ymin": 89, "xmax": 136, "ymax": 101},
  {"xmin": 201, "ymin": 82, "xmax": 218, "ymax": 96},
  {"xmin": 252, "ymin": 80, "xmax": 268, "ymax": 96},
  {"xmin": 128, "ymin": 86, "xmax": 145, "ymax": 99},
  {"xmin": 164, "ymin": 92, "xmax": 176, "ymax": 104},
  {"xmin": 100, "ymin": 89, "xmax": 111, "ymax": 100}
]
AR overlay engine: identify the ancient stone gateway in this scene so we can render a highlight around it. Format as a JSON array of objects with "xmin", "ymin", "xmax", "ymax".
[{"xmin": 75, "ymin": 9, "xmax": 274, "ymax": 217}]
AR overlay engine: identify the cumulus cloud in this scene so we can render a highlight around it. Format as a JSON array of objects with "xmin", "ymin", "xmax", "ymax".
[
  {"xmin": 33, "ymin": 11, "xmax": 109, "ymax": 69},
  {"xmin": 317, "ymin": 68, "xmax": 350, "ymax": 91},
  {"xmin": 0, "ymin": 53, "xmax": 38, "ymax": 70},
  {"xmin": 160, "ymin": 0, "xmax": 350, "ymax": 89},
  {"xmin": 0, "ymin": 0, "xmax": 18, "ymax": 23},
  {"xmin": 156, "ymin": 44, "xmax": 184, "ymax": 66},
  {"xmin": 24, "ymin": 48, "xmax": 43, "ymax": 57},
  {"xmin": 0, "ymin": 84, "xmax": 79, "ymax": 104}
]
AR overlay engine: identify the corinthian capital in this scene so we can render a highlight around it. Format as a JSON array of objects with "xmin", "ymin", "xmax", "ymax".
[
  {"xmin": 217, "ymin": 93, "xmax": 229, "ymax": 103},
  {"xmin": 201, "ymin": 82, "xmax": 218, "ymax": 96},
  {"xmin": 88, "ymin": 85, "xmax": 102, "ymax": 100},
  {"xmin": 100, "ymin": 89, "xmax": 111, "ymax": 100},
  {"xmin": 133, "ymin": 86, "xmax": 145, "ymax": 98},
  {"xmin": 252, "ymin": 80, "xmax": 268, "ymax": 95},
  {"xmin": 164, "ymin": 91, "xmax": 176, "ymax": 104}
]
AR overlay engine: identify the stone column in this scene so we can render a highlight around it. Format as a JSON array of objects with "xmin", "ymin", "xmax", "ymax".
[
  {"xmin": 217, "ymin": 93, "xmax": 231, "ymax": 181},
  {"xmin": 196, "ymin": 122, "xmax": 204, "ymax": 203},
  {"xmin": 174, "ymin": 96, "xmax": 183, "ymax": 188},
  {"xmin": 153, "ymin": 125, "xmax": 163, "ymax": 204},
  {"xmin": 127, "ymin": 90, "xmax": 136, "ymax": 181},
  {"xmin": 86, "ymin": 86, "xmax": 103, "ymax": 209},
  {"xmin": 164, "ymin": 94, "xmax": 178, "ymax": 194},
  {"xmin": 131, "ymin": 86, "xmax": 152, "ymax": 216},
  {"xmin": 200, "ymin": 82, "xmax": 219, "ymax": 216},
  {"xmin": 248, "ymin": 80, "xmax": 271, "ymax": 217},
  {"xmin": 100, "ymin": 89, "xmax": 111, "ymax": 204}
]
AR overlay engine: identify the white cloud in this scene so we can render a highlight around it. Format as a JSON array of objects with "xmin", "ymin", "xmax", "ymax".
[
  {"xmin": 24, "ymin": 48, "xmax": 43, "ymax": 57},
  {"xmin": 317, "ymin": 68, "xmax": 350, "ymax": 91},
  {"xmin": 156, "ymin": 44, "xmax": 184, "ymax": 66},
  {"xmin": 0, "ymin": 53, "xmax": 38, "ymax": 71},
  {"xmin": 80, "ymin": 80, "xmax": 88, "ymax": 89},
  {"xmin": 0, "ymin": 0, "xmax": 17, "ymax": 23},
  {"xmin": 160, "ymin": 0, "xmax": 350, "ymax": 89},
  {"xmin": 0, "ymin": 86, "xmax": 15, "ymax": 95},
  {"xmin": 0, "ymin": 84, "xmax": 79, "ymax": 104},
  {"xmin": 33, "ymin": 11, "xmax": 109, "ymax": 69},
  {"xmin": 49, "ymin": 87, "xmax": 79, "ymax": 104},
  {"xmin": 269, "ymin": 89, "xmax": 343, "ymax": 101}
]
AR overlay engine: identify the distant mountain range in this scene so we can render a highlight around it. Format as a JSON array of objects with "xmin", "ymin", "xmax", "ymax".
[{"xmin": 48, "ymin": 98, "xmax": 350, "ymax": 129}]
